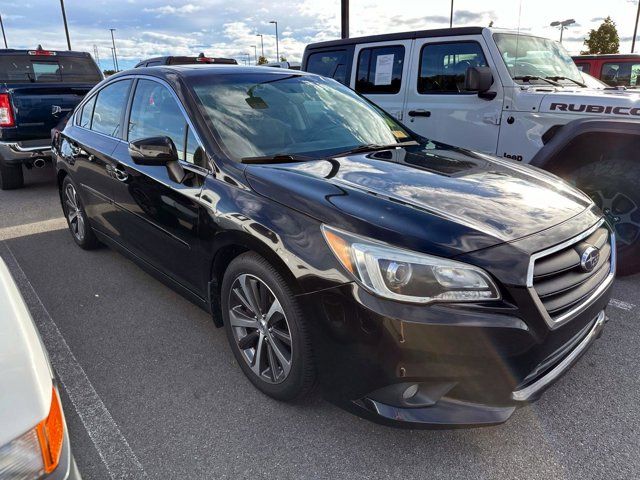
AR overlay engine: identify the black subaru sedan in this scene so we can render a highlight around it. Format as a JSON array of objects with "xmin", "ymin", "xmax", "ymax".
[{"xmin": 52, "ymin": 65, "xmax": 615, "ymax": 428}]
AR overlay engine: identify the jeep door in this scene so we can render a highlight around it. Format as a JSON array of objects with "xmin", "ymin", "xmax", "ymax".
[{"xmin": 403, "ymin": 36, "xmax": 503, "ymax": 153}]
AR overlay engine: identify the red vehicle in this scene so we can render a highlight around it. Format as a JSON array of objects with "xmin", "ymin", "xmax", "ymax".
[{"xmin": 573, "ymin": 54, "xmax": 640, "ymax": 87}]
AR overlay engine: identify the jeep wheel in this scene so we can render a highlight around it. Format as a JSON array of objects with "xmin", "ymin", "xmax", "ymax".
[
  {"xmin": 571, "ymin": 158, "xmax": 640, "ymax": 276},
  {"xmin": 0, "ymin": 162, "xmax": 24, "ymax": 190}
]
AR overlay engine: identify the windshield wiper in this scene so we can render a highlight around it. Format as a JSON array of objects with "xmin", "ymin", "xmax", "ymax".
[
  {"xmin": 335, "ymin": 140, "xmax": 419, "ymax": 157},
  {"xmin": 241, "ymin": 153, "xmax": 316, "ymax": 164},
  {"xmin": 544, "ymin": 76, "xmax": 587, "ymax": 88},
  {"xmin": 513, "ymin": 75, "xmax": 561, "ymax": 86}
]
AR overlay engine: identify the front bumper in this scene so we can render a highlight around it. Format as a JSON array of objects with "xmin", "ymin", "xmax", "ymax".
[
  {"xmin": 0, "ymin": 140, "xmax": 52, "ymax": 166},
  {"xmin": 301, "ymin": 275, "xmax": 612, "ymax": 428}
]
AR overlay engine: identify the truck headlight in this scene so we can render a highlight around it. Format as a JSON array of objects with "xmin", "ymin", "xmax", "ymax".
[
  {"xmin": 0, "ymin": 388, "xmax": 64, "ymax": 479},
  {"xmin": 322, "ymin": 225, "xmax": 500, "ymax": 304}
]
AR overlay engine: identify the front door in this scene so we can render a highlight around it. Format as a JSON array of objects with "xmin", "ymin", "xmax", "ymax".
[
  {"xmin": 109, "ymin": 78, "xmax": 210, "ymax": 295},
  {"xmin": 403, "ymin": 37, "xmax": 503, "ymax": 154}
]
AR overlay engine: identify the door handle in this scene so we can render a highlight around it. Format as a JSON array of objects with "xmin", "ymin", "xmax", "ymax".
[
  {"xmin": 408, "ymin": 110, "xmax": 431, "ymax": 118},
  {"xmin": 110, "ymin": 165, "xmax": 129, "ymax": 182}
]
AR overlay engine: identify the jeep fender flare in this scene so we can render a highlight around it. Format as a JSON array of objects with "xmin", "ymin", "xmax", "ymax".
[{"xmin": 530, "ymin": 117, "xmax": 640, "ymax": 174}]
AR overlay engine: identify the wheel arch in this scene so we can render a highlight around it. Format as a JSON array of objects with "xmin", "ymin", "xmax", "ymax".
[
  {"xmin": 207, "ymin": 230, "xmax": 302, "ymax": 328},
  {"xmin": 530, "ymin": 118, "xmax": 640, "ymax": 177}
]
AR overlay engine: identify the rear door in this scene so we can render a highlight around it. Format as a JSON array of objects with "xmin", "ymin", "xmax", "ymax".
[
  {"xmin": 61, "ymin": 79, "xmax": 133, "ymax": 233},
  {"xmin": 403, "ymin": 36, "xmax": 503, "ymax": 153},
  {"xmin": 109, "ymin": 78, "xmax": 209, "ymax": 295},
  {"xmin": 350, "ymin": 40, "xmax": 413, "ymax": 121},
  {"xmin": 0, "ymin": 53, "xmax": 102, "ymax": 140}
]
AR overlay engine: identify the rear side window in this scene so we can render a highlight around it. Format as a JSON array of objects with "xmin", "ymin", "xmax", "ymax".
[
  {"xmin": 418, "ymin": 42, "xmax": 488, "ymax": 94},
  {"xmin": 0, "ymin": 55, "xmax": 102, "ymax": 83},
  {"xmin": 79, "ymin": 95, "xmax": 96, "ymax": 128},
  {"xmin": 355, "ymin": 45, "xmax": 405, "ymax": 94},
  {"xmin": 601, "ymin": 61, "xmax": 640, "ymax": 87},
  {"xmin": 91, "ymin": 80, "xmax": 132, "ymax": 137},
  {"xmin": 306, "ymin": 50, "xmax": 348, "ymax": 85}
]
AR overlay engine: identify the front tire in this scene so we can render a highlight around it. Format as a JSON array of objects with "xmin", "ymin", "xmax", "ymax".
[
  {"xmin": 221, "ymin": 252, "xmax": 316, "ymax": 401},
  {"xmin": 571, "ymin": 158, "xmax": 640, "ymax": 276},
  {"xmin": 0, "ymin": 161, "xmax": 24, "ymax": 190},
  {"xmin": 61, "ymin": 176, "xmax": 100, "ymax": 250}
]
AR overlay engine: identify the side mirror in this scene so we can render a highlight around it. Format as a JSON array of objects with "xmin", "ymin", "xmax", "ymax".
[
  {"xmin": 128, "ymin": 136, "xmax": 186, "ymax": 183},
  {"xmin": 464, "ymin": 66, "xmax": 496, "ymax": 99},
  {"xmin": 128, "ymin": 136, "xmax": 178, "ymax": 165}
]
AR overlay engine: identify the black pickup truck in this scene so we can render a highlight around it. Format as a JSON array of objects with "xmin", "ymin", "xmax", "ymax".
[{"xmin": 0, "ymin": 47, "xmax": 102, "ymax": 189}]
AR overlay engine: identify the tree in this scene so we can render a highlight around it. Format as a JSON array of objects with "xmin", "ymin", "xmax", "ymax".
[
  {"xmin": 582, "ymin": 16, "xmax": 620, "ymax": 54},
  {"xmin": 257, "ymin": 55, "xmax": 268, "ymax": 65},
  {"xmin": 488, "ymin": 20, "xmax": 494, "ymax": 28},
  {"xmin": 279, "ymin": 55, "xmax": 287, "ymax": 62},
  {"xmin": 103, "ymin": 69, "xmax": 116, "ymax": 76}
]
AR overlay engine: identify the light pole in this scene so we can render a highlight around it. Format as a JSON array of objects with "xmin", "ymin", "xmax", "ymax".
[
  {"xmin": 341, "ymin": 0, "xmax": 349, "ymax": 39},
  {"xmin": 550, "ymin": 19, "xmax": 575, "ymax": 43},
  {"xmin": 0, "ymin": 14, "xmax": 7, "ymax": 48},
  {"xmin": 59, "ymin": 0, "xmax": 71, "ymax": 50},
  {"xmin": 633, "ymin": 0, "xmax": 640, "ymax": 52},
  {"xmin": 269, "ymin": 20, "xmax": 279, "ymax": 61},
  {"xmin": 109, "ymin": 28, "xmax": 119, "ymax": 71},
  {"xmin": 243, "ymin": 53, "xmax": 251, "ymax": 65},
  {"xmin": 450, "ymin": 0, "xmax": 454, "ymax": 28},
  {"xmin": 251, "ymin": 45, "xmax": 257, "ymax": 65},
  {"xmin": 256, "ymin": 33, "xmax": 264, "ymax": 59}
]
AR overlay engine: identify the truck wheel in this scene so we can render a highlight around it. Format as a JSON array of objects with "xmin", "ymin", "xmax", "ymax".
[
  {"xmin": 571, "ymin": 158, "xmax": 640, "ymax": 276},
  {"xmin": 0, "ymin": 162, "xmax": 24, "ymax": 190}
]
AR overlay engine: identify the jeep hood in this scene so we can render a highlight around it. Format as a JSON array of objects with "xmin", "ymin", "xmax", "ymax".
[
  {"xmin": 245, "ymin": 142, "xmax": 593, "ymax": 257},
  {"xmin": 531, "ymin": 87, "xmax": 640, "ymax": 116}
]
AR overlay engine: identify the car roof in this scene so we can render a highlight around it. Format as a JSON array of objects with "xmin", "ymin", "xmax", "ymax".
[
  {"xmin": 573, "ymin": 53, "xmax": 640, "ymax": 59},
  {"xmin": 0, "ymin": 48, "xmax": 93, "ymax": 57},
  {"xmin": 116, "ymin": 64, "xmax": 311, "ymax": 80}
]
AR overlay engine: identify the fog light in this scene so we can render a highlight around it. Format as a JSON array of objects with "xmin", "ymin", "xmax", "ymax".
[{"xmin": 402, "ymin": 383, "xmax": 419, "ymax": 400}]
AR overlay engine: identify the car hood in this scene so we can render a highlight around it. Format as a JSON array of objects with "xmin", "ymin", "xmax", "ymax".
[
  {"xmin": 245, "ymin": 142, "xmax": 593, "ymax": 257},
  {"xmin": 537, "ymin": 87, "xmax": 640, "ymax": 116}
]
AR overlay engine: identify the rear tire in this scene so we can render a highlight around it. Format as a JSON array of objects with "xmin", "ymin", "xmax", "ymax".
[
  {"xmin": 221, "ymin": 252, "xmax": 316, "ymax": 402},
  {"xmin": 570, "ymin": 158, "xmax": 640, "ymax": 276},
  {"xmin": 0, "ymin": 161, "xmax": 24, "ymax": 190},
  {"xmin": 61, "ymin": 176, "xmax": 100, "ymax": 250}
]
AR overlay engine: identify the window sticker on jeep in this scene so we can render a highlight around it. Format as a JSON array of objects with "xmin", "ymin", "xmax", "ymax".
[{"xmin": 374, "ymin": 54, "xmax": 394, "ymax": 85}]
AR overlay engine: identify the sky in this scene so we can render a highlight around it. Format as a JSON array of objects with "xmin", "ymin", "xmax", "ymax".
[{"xmin": 0, "ymin": 0, "xmax": 639, "ymax": 70}]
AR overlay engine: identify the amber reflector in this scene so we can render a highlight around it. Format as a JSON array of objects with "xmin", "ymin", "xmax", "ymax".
[
  {"xmin": 36, "ymin": 388, "xmax": 64, "ymax": 473},
  {"xmin": 323, "ymin": 229, "xmax": 355, "ymax": 273}
]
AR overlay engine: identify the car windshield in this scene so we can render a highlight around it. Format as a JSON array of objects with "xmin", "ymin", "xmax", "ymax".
[
  {"xmin": 494, "ymin": 33, "xmax": 583, "ymax": 85},
  {"xmin": 189, "ymin": 73, "xmax": 412, "ymax": 161}
]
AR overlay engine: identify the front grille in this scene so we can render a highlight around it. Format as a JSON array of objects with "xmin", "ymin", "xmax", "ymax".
[{"xmin": 530, "ymin": 223, "xmax": 613, "ymax": 326}]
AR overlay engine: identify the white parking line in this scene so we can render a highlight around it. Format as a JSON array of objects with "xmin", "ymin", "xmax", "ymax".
[
  {"xmin": 609, "ymin": 298, "xmax": 637, "ymax": 312},
  {"xmin": 0, "ymin": 241, "xmax": 148, "ymax": 480},
  {"xmin": 0, "ymin": 218, "xmax": 67, "ymax": 241}
]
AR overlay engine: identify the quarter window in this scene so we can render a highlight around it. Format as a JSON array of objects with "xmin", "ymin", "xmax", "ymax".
[
  {"xmin": 418, "ymin": 42, "xmax": 488, "ymax": 94},
  {"xmin": 355, "ymin": 45, "xmax": 405, "ymax": 94},
  {"xmin": 128, "ymin": 79, "xmax": 203, "ymax": 166},
  {"xmin": 306, "ymin": 50, "xmax": 348, "ymax": 85},
  {"xmin": 601, "ymin": 61, "xmax": 640, "ymax": 87},
  {"xmin": 79, "ymin": 95, "xmax": 96, "ymax": 128},
  {"xmin": 91, "ymin": 80, "xmax": 132, "ymax": 137}
]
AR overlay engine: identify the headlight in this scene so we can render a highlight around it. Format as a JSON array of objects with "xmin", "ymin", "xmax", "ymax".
[
  {"xmin": 322, "ymin": 225, "xmax": 500, "ymax": 304},
  {"xmin": 0, "ymin": 387, "xmax": 64, "ymax": 479}
]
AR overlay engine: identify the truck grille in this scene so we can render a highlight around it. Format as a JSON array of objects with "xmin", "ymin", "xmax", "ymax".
[{"xmin": 529, "ymin": 222, "xmax": 614, "ymax": 328}]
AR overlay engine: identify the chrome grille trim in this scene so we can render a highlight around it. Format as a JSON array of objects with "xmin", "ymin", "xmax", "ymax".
[{"xmin": 527, "ymin": 219, "xmax": 616, "ymax": 329}]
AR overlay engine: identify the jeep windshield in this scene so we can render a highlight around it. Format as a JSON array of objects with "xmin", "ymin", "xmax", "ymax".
[
  {"xmin": 189, "ymin": 73, "xmax": 412, "ymax": 162},
  {"xmin": 494, "ymin": 33, "xmax": 584, "ymax": 87}
]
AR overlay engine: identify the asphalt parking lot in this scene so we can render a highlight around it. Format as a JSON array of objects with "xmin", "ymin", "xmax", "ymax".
[{"xmin": 1, "ymin": 166, "xmax": 639, "ymax": 480}]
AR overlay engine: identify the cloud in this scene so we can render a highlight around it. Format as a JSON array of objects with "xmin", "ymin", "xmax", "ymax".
[{"xmin": 143, "ymin": 3, "xmax": 202, "ymax": 16}]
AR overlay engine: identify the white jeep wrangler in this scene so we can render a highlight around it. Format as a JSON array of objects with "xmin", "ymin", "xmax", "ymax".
[{"xmin": 303, "ymin": 27, "xmax": 640, "ymax": 275}]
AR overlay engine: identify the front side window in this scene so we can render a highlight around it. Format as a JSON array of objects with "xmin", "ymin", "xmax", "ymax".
[
  {"xmin": 601, "ymin": 61, "xmax": 640, "ymax": 87},
  {"xmin": 190, "ymin": 73, "xmax": 412, "ymax": 161},
  {"xmin": 306, "ymin": 51, "xmax": 348, "ymax": 85},
  {"xmin": 575, "ymin": 63, "xmax": 591, "ymax": 74},
  {"xmin": 129, "ymin": 79, "xmax": 201, "ymax": 164},
  {"xmin": 418, "ymin": 42, "xmax": 488, "ymax": 94},
  {"xmin": 356, "ymin": 45, "xmax": 405, "ymax": 94},
  {"xmin": 91, "ymin": 80, "xmax": 132, "ymax": 137}
]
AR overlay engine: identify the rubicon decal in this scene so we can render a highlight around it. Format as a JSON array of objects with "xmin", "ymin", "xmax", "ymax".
[{"xmin": 550, "ymin": 103, "xmax": 640, "ymax": 116}]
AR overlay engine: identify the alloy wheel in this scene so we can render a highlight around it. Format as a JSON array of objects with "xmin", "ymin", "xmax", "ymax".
[
  {"xmin": 228, "ymin": 274, "xmax": 293, "ymax": 384},
  {"xmin": 64, "ymin": 184, "xmax": 85, "ymax": 242},
  {"xmin": 590, "ymin": 189, "xmax": 640, "ymax": 246}
]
